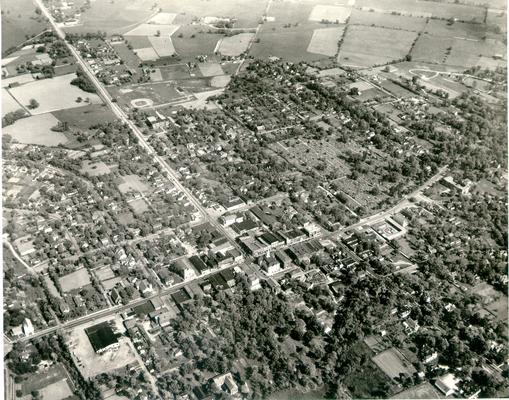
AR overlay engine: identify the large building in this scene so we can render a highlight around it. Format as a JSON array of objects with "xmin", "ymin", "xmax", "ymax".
[{"xmin": 85, "ymin": 322, "xmax": 119, "ymax": 354}]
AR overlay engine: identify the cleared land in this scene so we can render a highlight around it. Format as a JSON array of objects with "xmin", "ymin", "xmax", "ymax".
[
  {"xmin": 372, "ymin": 348, "xmax": 416, "ymax": 380},
  {"xmin": 338, "ymin": 25, "xmax": 417, "ymax": 67},
  {"xmin": 2, "ymin": 113, "xmax": 68, "ymax": 146},
  {"xmin": 216, "ymin": 33, "xmax": 255, "ymax": 56},
  {"xmin": 171, "ymin": 25, "xmax": 223, "ymax": 58},
  {"xmin": 8, "ymin": 74, "xmax": 102, "ymax": 114},
  {"xmin": 124, "ymin": 23, "xmax": 180, "ymax": 37},
  {"xmin": 148, "ymin": 36, "xmax": 176, "ymax": 57},
  {"xmin": 447, "ymin": 38, "xmax": 506, "ymax": 68},
  {"xmin": 2, "ymin": 89, "xmax": 25, "ymax": 116},
  {"xmin": 308, "ymin": 5, "xmax": 352, "ymax": 23},
  {"xmin": 349, "ymin": 9, "xmax": 427, "ymax": 31},
  {"xmin": 307, "ymin": 27, "xmax": 344, "ymax": 56},
  {"xmin": 135, "ymin": 47, "xmax": 159, "ymax": 61},
  {"xmin": 147, "ymin": 12, "xmax": 177, "ymax": 25},
  {"xmin": 129, "ymin": 198, "xmax": 149, "ymax": 214},
  {"xmin": 118, "ymin": 174, "xmax": 150, "ymax": 194},
  {"xmin": 39, "ymin": 379, "xmax": 73, "ymax": 400},
  {"xmin": 392, "ymin": 382, "xmax": 442, "ymax": 399},
  {"xmin": 198, "ymin": 62, "xmax": 224, "ymax": 77},
  {"xmin": 59, "ymin": 268, "xmax": 91, "ymax": 292},
  {"xmin": 81, "ymin": 160, "xmax": 113, "ymax": 176},
  {"xmin": 20, "ymin": 364, "xmax": 71, "ymax": 397},
  {"xmin": 210, "ymin": 75, "xmax": 231, "ymax": 88}
]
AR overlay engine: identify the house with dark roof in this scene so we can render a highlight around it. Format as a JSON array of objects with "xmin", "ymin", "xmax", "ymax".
[{"xmin": 189, "ymin": 255, "xmax": 210, "ymax": 275}]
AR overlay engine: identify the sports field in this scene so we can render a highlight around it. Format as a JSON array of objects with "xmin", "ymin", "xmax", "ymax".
[
  {"xmin": 109, "ymin": 82, "xmax": 185, "ymax": 108},
  {"xmin": 307, "ymin": 27, "xmax": 344, "ymax": 57},
  {"xmin": 308, "ymin": 5, "xmax": 352, "ymax": 23},
  {"xmin": 21, "ymin": 364, "xmax": 72, "ymax": 398},
  {"xmin": 2, "ymin": 113, "xmax": 68, "ymax": 146},
  {"xmin": 129, "ymin": 198, "xmax": 149, "ymax": 214},
  {"xmin": 338, "ymin": 25, "xmax": 418, "ymax": 67},
  {"xmin": 372, "ymin": 348, "xmax": 416, "ymax": 381},
  {"xmin": 59, "ymin": 268, "xmax": 91, "ymax": 292},
  {"xmin": 8, "ymin": 74, "xmax": 102, "ymax": 115},
  {"xmin": 216, "ymin": 33, "xmax": 255, "ymax": 56}
]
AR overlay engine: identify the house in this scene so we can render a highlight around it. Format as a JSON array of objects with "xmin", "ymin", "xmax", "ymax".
[
  {"xmin": 303, "ymin": 222, "xmax": 321, "ymax": 237},
  {"xmin": 10, "ymin": 325, "xmax": 23, "ymax": 338},
  {"xmin": 220, "ymin": 269, "xmax": 236, "ymax": 287},
  {"xmin": 440, "ymin": 176, "xmax": 473, "ymax": 195},
  {"xmin": 173, "ymin": 259, "xmax": 197, "ymax": 280},
  {"xmin": 59, "ymin": 299, "xmax": 71, "ymax": 314},
  {"xmin": 73, "ymin": 295, "xmax": 85, "ymax": 308},
  {"xmin": 110, "ymin": 287, "xmax": 123, "ymax": 305},
  {"xmin": 157, "ymin": 268, "xmax": 174, "ymax": 286},
  {"xmin": 423, "ymin": 352, "xmax": 438, "ymax": 364},
  {"xmin": 403, "ymin": 318, "xmax": 419, "ymax": 334},
  {"xmin": 222, "ymin": 196, "xmax": 245, "ymax": 212},
  {"xmin": 211, "ymin": 373, "xmax": 238, "ymax": 395},
  {"xmin": 22, "ymin": 318, "xmax": 34, "ymax": 336},
  {"xmin": 150, "ymin": 307, "xmax": 177, "ymax": 328},
  {"xmin": 137, "ymin": 280, "xmax": 153, "ymax": 297},
  {"xmin": 150, "ymin": 297, "xmax": 164, "ymax": 311},
  {"xmin": 219, "ymin": 213, "xmax": 243, "ymax": 227},
  {"xmin": 146, "ymin": 113, "xmax": 168, "ymax": 130},
  {"xmin": 435, "ymin": 373, "xmax": 460, "ymax": 396}
]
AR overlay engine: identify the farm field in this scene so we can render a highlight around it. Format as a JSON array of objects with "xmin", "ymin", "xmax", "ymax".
[
  {"xmin": 59, "ymin": 268, "xmax": 91, "ymax": 292},
  {"xmin": 307, "ymin": 27, "xmax": 344, "ymax": 57},
  {"xmin": 170, "ymin": 25, "xmax": 223, "ymax": 59},
  {"xmin": 308, "ymin": 5, "xmax": 352, "ymax": 23},
  {"xmin": 216, "ymin": 33, "xmax": 255, "ymax": 57},
  {"xmin": 338, "ymin": 25, "xmax": 418, "ymax": 68},
  {"xmin": 198, "ymin": 62, "xmax": 224, "ymax": 77},
  {"xmin": 160, "ymin": 64, "xmax": 191, "ymax": 80},
  {"xmin": 487, "ymin": 8, "xmax": 507, "ymax": 33},
  {"xmin": 52, "ymin": 104, "xmax": 117, "ymax": 130},
  {"xmin": 372, "ymin": 348, "xmax": 417, "ymax": 380},
  {"xmin": 349, "ymin": 9, "xmax": 427, "ymax": 31},
  {"xmin": 67, "ymin": 317, "xmax": 138, "ymax": 378},
  {"xmin": 2, "ymin": 89, "xmax": 25, "ymax": 116},
  {"xmin": 63, "ymin": 0, "xmax": 155, "ymax": 35},
  {"xmin": 149, "ymin": 36, "xmax": 176, "ymax": 57},
  {"xmin": 1, "ymin": 0, "xmax": 48, "ymax": 51},
  {"xmin": 1, "ymin": 73, "xmax": 35, "ymax": 88},
  {"xmin": 147, "ymin": 12, "xmax": 177, "ymax": 25},
  {"xmin": 3, "ymin": 113, "xmax": 68, "ymax": 146},
  {"xmin": 8, "ymin": 74, "xmax": 102, "ymax": 115},
  {"xmin": 424, "ymin": 19, "xmax": 488, "ymax": 40},
  {"xmin": 356, "ymin": 0, "xmax": 486, "ymax": 21},
  {"xmin": 446, "ymin": 37, "xmax": 507, "ymax": 67},
  {"xmin": 410, "ymin": 33, "xmax": 454, "ymax": 64},
  {"xmin": 210, "ymin": 75, "xmax": 231, "ymax": 88},
  {"xmin": 134, "ymin": 47, "xmax": 159, "ymax": 61},
  {"xmin": 124, "ymin": 23, "xmax": 180, "ymax": 37}
]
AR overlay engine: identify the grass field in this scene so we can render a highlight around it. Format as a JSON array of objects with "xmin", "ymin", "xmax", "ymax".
[
  {"xmin": 198, "ymin": 62, "xmax": 224, "ymax": 77},
  {"xmin": 118, "ymin": 174, "xmax": 151, "ymax": 194},
  {"xmin": 8, "ymin": 74, "xmax": 102, "ymax": 115},
  {"xmin": 372, "ymin": 348, "xmax": 416, "ymax": 381},
  {"xmin": 447, "ymin": 38, "xmax": 506, "ymax": 68},
  {"xmin": 307, "ymin": 27, "xmax": 344, "ymax": 57},
  {"xmin": 2, "ymin": 88, "xmax": 25, "ymax": 116},
  {"xmin": 1, "ymin": 0, "xmax": 48, "ymax": 51},
  {"xmin": 59, "ymin": 268, "xmax": 91, "ymax": 292},
  {"xmin": 338, "ymin": 25, "xmax": 417, "ymax": 67},
  {"xmin": 210, "ymin": 75, "xmax": 231, "ymax": 88},
  {"xmin": 39, "ymin": 379, "xmax": 73, "ymax": 400},
  {"xmin": 129, "ymin": 198, "xmax": 149, "ymax": 214},
  {"xmin": 63, "ymin": 0, "xmax": 154, "ymax": 35},
  {"xmin": 149, "ymin": 36, "xmax": 176, "ymax": 57},
  {"xmin": 308, "ymin": 5, "xmax": 352, "ymax": 23},
  {"xmin": 3, "ymin": 113, "xmax": 68, "ymax": 146},
  {"xmin": 124, "ymin": 23, "xmax": 180, "ymax": 37},
  {"xmin": 411, "ymin": 33, "xmax": 454, "ymax": 64},
  {"xmin": 52, "ymin": 104, "xmax": 117, "ymax": 130},
  {"xmin": 147, "ymin": 12, "xmax": 177, "ymax": 25},
  {"xmin": 81, "ymin": 161, "xmax": 112, "ymax": 176},
  {"xmin": 21, "ymin": 364, "xmax": 70, "ymax": 396},
  {"xmin": 487, "ymin": 8, "xmax": 507, "ymax": 33},
  {"xmin": 424, "ymin": 19, "xmax": 488, "ymax": 40},
  {"xmin": 171, "ymin": 25, "xmax": 223, "ymax": 58},
  {"xmin": 216, "ymin": 33, "xmax": 254, "ymax": 56},
  {"xmin": 135, "ymin": 47, "xmax": 159, "ymax": 61},
  {"xmin": 349, "ymin": 9, "xmax": 427, "ymax": 31}
]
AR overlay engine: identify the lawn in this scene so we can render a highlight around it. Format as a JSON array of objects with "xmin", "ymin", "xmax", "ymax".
[
  {"xmin": 3, "ymin": 113, "xmax": 68, "ymax": 146},
  {"xmin": 52, "ymin": 104, "xmax": 117, "ymax": 130},
  {"xmin": 338, "ymin": 25, "xmax": 418, "ymax": 67},
  {"xmin": 216, "ymin": 33, "xmax": 255, "ymax": 57},
  {"xmin": 59, "ymin": 268, "xmax": 91, "ymax": 292},
  {"xmin": 307, "ymin": 27, "xmax": 344, "ymax": 57},
  {"xmin": 8, "ymin": 74, "xmax": 102, "ymax": 115},
  {"xmin": 372, "ymin": 348, "xmax": 416, "ymax": 381},
  {"xmin": 447, "ymin": 37, "xmax": 506, "ymax": 68}
]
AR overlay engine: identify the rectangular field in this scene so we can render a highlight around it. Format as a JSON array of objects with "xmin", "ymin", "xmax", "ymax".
[
  {"xmin": 52, "ymin": 104, "xmax": 117, "ymax": 130},
  {"xmin": 308, "ymin": 5, "xmax": 352, "ymax": 23},
  {"xmin": 135, "ymin": 47, "xmax": 159, "ymax": 61},
  {"xmin": 349, "ymin": 9, "xmax": 427, "ymax": 31},
  {"xmin": 39, "ymin": 379, "xmax": 73, "ymax": 400},
  {"xmin": 392, "ymin": 382, "xmax": 442, "ymax": 399},
  {"xmin": 372, "ymin": 348, "xmax": 416, "ymax": 380},
  {"xmin": 411, "ymin": 33, "xmax": 454, "ymax": 64},
  {"xmin": 217, "ymin": 33, "xmax": 254, "ymax": 57},
  {"xmin": 148, "ymin": 36, "xmax": 176, "ymax": 57},
  {"xmin": 338, "ymin": 25, "xmax": 418, "ymax": 67},
  {"xmin": 59, "ymin": 268, "xmax": 91, "ymax": 292},
  {"xmin": 109, "ymin": 82, "xmax": 185, "ymax": 108},
  {"xmin": 3, "ymin": 113, "xmax": 68, "ymax": 146},
  {"xmin": 118, "ymin": 174, "xmax": 151, "ymax": 194},
  {"xmin": 307, "ymin": 27, "xmax": 344, "ymax": 57},
  {"xmin": 124, "ymin": 23, "xmax": 180, "ymax": 37},
  {"xmin": 198, "ymin": 62, "xmax": 224, "ymax": 77},
  {"xmin": 8, "ymin": 74, "xmax": 102, "ymax": 115}
]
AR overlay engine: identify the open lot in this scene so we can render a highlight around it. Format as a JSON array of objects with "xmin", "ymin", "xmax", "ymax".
[
  {"xmin": 307, "ymin": 27, "xmax": 344, "ymax": 57},
  {"xmin": 67, "ymin": 317, "xmax": 138, "ymax": 378},
  {"xmin": 39, "ymin": 379, "xmax": 74, "ymax": 400},
  {"xmin": 81, "ymin": 160, "xmax": 112, "ymax": 177},
  {"xmin": 3, "ymin": 113, "xmax": 68, "ymax": 146},
  {"xmin": 308, "ymin": 5, "xmax": 352, "ymax": 23},
  {"xmin": 392, "ymin": 382, "xmax": 442, "ymax": 399},
  {"xmin": 8, "ymin": 74, "xmax": 102, "ymax": 115},
  {"xmin": 129, "ymin": 198, "xmax": 150, "ymax": 214},
  {"xmin": 216, "ymin": 33, "xmax": 255, "ymax": 57},
  {"xmin": 372, "ymin": 348, "xmax": 416, "ymax": 381},
  {"xmin": 134, "ymin": 47, "xmax": 159, "ymax": 61},
  {"xmin": 118, "ymin": 174, "xmax": 151, "ymax": 194},
  {"xmin": 59, "ymin": 268, "xmax": 91, "ymax": 292},
  {"xmin": 21, "ymin": 364, "xmax": 71, "ymax": 397},
  {"xmin": 198, "ymin": 62, "xmax": 224, "ymax": 77},
  {"xmin": 338, "ymin": 25, "xmax": 417, "ymax": 67},
  {"xmin": 447, "ymin": 37, "xmax": 506, "ymax": 68}
]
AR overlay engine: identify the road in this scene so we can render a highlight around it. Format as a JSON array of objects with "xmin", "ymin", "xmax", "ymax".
[{"xmin": 34, "ymin": 0, "xmax": 244, "ymax": 257}]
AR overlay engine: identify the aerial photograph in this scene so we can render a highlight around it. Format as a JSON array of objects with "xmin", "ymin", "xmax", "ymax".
[{"xmin": 1, "ymin": 0, "xmax": 507, "ymax": 399}]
